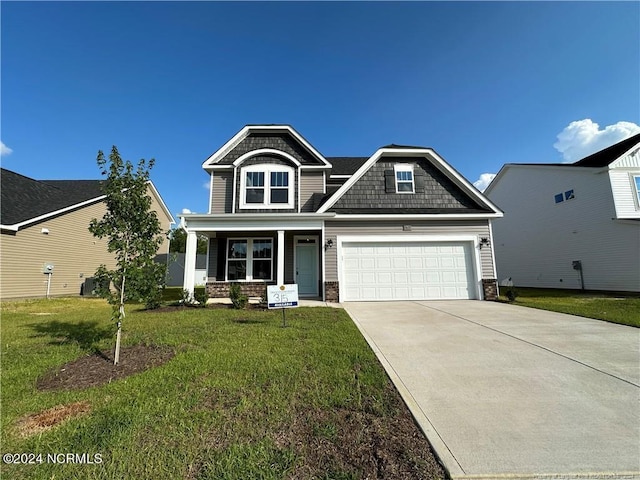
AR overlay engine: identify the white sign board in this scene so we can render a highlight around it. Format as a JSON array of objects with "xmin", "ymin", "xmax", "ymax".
[{"xmin": 267, "ymin": 284, "xmax": 299, "ymax": 309}]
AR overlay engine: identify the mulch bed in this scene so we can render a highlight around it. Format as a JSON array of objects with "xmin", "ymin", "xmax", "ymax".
[{"xmin": 36, "ymin": 344, "xmax": 175, "ymax": 391}]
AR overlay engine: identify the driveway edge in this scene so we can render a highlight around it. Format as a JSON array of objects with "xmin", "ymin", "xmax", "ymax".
[{"xmin": 344, "ymin": 305, "xmax": 466, "ymax": 478}]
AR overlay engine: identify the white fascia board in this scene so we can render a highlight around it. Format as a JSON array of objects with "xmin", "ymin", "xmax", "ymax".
[
  {"xmin": 330, "ymin": 213, "xmax": 503, "ymax": 220},
  {"xmin": 147, "ymin": 180, "xmax": 176, "ymax": 224},
  {"xmin": 2, "ymin": 195, "xmax": 106, "ymax": 231},
  {"xmin": 202, "ymin": 125, "xmax": 332, "ymax": 169},
  {"xmin": 233, "ymin": 148, "xmax": 301, "ymax": 167},
  {"xmin": 319, "ymin": 148, "xmax": 503, "ymax": 214},
  {"xmin": 6, "ymin": 181, "xmax": 175, "ymax": 232},
  {"xmin": 180, "ymin": 213, "xmax": 335, "ymax": 232},
  {"xmin": 202, "ymin": 126, "xmax": 251, "ymax": 168}
]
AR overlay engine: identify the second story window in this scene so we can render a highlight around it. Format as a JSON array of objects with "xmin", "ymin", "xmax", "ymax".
[
  {"xmin": 395, "ymin": 164, "xmax": 415, "ymax": 193},
  {"xmin": 240, "ymin": 165, "xmax": 294, "ymax": 209}
]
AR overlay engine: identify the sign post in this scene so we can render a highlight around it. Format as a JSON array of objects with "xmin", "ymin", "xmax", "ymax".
[{"xmin": 267, "ymin": 284, "xmax": 299, "ymax": 327}]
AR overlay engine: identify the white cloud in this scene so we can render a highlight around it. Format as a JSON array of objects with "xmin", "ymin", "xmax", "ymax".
[
  {"xmin": 181, "ymin": 208, "xmax": 192, "ymax": 214},
  {"xmin": 473, "ymin": 173, "xmax": 496, "ymax": 192},
  {"xmin": 553, "ymin": 119, "xmax": 640, "ymax": 163},
  {"xmin": 203, "ymin": 181, "xmax": 210, "ymax": 190},
  {"xmin": 0, "ymin": 141, "xmax": 13, "ymax": 156}
]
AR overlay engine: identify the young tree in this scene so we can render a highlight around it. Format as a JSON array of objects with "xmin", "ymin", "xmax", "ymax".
[{"xmin": 89, "ymin": 146, "xmax": 167, "ymax": 365}]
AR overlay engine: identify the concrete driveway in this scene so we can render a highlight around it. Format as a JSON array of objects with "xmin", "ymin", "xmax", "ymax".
[{"xmin": 343, "ymin": 301, "xmax": 640, "ymax": 480}]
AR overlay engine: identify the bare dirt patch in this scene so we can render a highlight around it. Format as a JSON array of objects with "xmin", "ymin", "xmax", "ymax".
[
  {"xmin": 36, "ymin": 344, "xmax": 175, "ymax": 391},
  {"xmin": 15, "ymin": 401, "xmax": 91, "ymax": 438},
  {"xmin": 277, "ymin": 393, "xmax": 446, "ymax": 479}
]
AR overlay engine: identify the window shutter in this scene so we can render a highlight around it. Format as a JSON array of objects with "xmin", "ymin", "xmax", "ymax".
[
  {"xmin": 384, "ymin": 170, "xmax": 395, "ymax": 193},
  {"xmin": 415, "ymin": 172, "xmax": 425, "ymax": 193}
]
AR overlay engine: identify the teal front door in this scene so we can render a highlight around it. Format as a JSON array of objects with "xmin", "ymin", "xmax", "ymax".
[{"xmin": 295, "ymin": 241, "xmax": 318, "ymax": 296}]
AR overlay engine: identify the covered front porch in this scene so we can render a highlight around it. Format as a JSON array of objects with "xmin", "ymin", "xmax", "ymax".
[{"xmin": 180, "ymin": 214, "xmax": 334, "ymax": 301}]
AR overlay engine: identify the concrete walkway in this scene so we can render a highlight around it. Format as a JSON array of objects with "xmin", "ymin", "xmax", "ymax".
[{"xmin": 343, "ymin": 301, "xmax": 640, "ymax": 480}]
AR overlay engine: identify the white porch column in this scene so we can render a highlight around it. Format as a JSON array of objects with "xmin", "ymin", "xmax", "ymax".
[
  {"xmin": 277, "ymin": 230, "xmax": 285, "ymax": 285},
  {"xmin": 183, "ymin": 231, "xmax": 198, "ymax": 297}
]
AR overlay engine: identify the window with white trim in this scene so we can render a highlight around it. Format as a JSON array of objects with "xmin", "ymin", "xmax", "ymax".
[
  {"xmin": 227, "ymin": 238, "xmax": 273, "ymax": 281},
  {"xmin": 394, "ymin": 164, "xmax": 414, "ymax": 193},
  {"xmin": 634, "ymin": 175, "xmax": 640, "ymax": 206},
  {"xmin": 240, "ymin": 165, "xmax": 294, "ymax": 209}
]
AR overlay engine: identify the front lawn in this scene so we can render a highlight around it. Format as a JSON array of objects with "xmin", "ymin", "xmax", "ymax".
[
  {"xmin": 499, "ymin": 288, "xmax": 640, "ymax": 327},
  {"xmin": 1, "ymin": 298, "xmax": 445, "ymax": 479}
]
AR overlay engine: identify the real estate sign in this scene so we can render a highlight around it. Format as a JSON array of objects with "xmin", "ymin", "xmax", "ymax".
[{"xmin": 267, "ymin": 284, "xmax": 299, "ymax": 309}]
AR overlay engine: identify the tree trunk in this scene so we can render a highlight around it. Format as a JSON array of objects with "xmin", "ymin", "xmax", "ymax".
[{"xmin": 114, "ymin": 272, "xmax": 126, "ymax": 365}]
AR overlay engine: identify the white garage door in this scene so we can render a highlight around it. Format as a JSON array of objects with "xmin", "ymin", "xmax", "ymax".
[{"xmin": 342, "ymin": 241, "xmax": 477, "ymax": 301}]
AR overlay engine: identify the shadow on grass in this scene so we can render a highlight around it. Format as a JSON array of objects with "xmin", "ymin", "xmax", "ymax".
[
  {"xmin": 28, "ymin": 320, "xmax": 113, "ymax": 359},
  {"xmin": 233, "ymin": 318, "xmax": 266, "ymax": 325}
]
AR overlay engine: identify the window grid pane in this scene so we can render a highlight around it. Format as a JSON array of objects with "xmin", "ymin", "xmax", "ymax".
[
  {"xmin": 270, "ymin": 189, "xmax": 288, "ymax": 204},
  {"xmin": 271, "ymin": 171, "xmax": 289, "ymax": 187},
  {"xmin": 396, "ymin": 171, "xmax": 413, "ymax": 182},
  {"xmin": 246, "ymin": 172, "xmax": 264, "ymax": 187},
  {"xmin": 252, "ymin": 260, "xmax": 271, "ymax": 280},
  {"xmin": 253, "ymin": 240, "xmax": 272, "ymax": 259},
  {"xmin": 246, "ymin": 189, "xmax": 264, "ymax": 204},
  {"xmin": 228, "ymin": 240, "xmax": 247, "ymax": 258}
]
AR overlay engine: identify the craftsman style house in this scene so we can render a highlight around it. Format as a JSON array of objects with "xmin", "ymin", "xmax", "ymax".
[{"xmin": 180, "ymin": 125, "xmax": 503, "ymax": 302}]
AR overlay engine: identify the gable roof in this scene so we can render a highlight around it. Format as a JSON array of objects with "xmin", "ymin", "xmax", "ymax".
[
  {"xmin": 317, "ymin": 147, "xmax": 503, "ymax": 216},
  {"xmin": 1, "ymin": 168, "xmax": 174, "ymax": 231},
  {"xmin": 202, "ymin": 125, "xmax": 332, "ymax": 169}
]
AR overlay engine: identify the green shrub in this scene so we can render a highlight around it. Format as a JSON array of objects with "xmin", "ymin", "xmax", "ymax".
[
  {"xmin": 194, "ymin": 287, "xmax": 208, "ymax": 306},
  {"xmin": 505, "ymin": 286, "xmax": 518, "ymax": 302},
  {"xmin": 229, "ymin": 283, "xmax": 248, "ymax": 309}
]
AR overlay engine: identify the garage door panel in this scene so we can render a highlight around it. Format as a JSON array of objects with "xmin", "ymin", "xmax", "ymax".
[
  {"xmin": 377, "ymin": 257, "xmax": 392, "ymax": 269},
  {"xmin": 342, "ymin": 241, "xmax": 476, "ymax": 301},
  {"xmin": 361, "ymin": 258, "xmax": 376, "ymax": 269}
]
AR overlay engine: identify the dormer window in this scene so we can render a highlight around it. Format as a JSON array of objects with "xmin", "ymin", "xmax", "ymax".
[
  {"xmin": 240, "ymin": 165, "xmax": 294, "ymax": 209},
  {"xmin": 395, "ymin": 164, "xmax": 415, "ymax": 193}
]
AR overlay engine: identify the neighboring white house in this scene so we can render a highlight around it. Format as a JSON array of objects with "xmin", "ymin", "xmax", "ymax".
[{"xmin": 484, "ymin": 133, "xmax": 640, "ymax": 292}]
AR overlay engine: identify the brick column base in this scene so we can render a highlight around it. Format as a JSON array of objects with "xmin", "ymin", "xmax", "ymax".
[
  {"xmin": 482, "ymin": 279, "xmax": 498, "ymax": 301},
  {"xmin": 206, "ymin": 282, "xmax": 268, "ymax": 299},
  {"xmin": 324, "ymin": 281, "xmax": 339, "ymax": 303}
]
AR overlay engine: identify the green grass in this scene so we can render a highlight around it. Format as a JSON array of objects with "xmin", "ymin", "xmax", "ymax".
[
  {"xmin": 499, "ymin": 287, "xmax": 640, "ymax": 327},
  {"xmin": 1, "ymin": 298, "xmax": 439, "ymax": 479}
]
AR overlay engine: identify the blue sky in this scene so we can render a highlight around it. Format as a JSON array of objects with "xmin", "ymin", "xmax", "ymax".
[{"xmin": 2, "ymin": 1, "xmax": 639, "ymax": 221}]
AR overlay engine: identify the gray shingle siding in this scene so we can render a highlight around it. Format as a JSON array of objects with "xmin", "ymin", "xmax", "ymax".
[
  {"xmin": 218, "ymin": 133, "xmax": 323, "ymax": 165},
  {"xmin": 329, "ymin": 157, "xmax": 487, "ymax": 212}
]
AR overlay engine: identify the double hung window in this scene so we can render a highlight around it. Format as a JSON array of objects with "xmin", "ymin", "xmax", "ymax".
[
  {"xmin": 241, "ymin": 165, "xmax": 294, "ymax": 208},
  {"xmin": 394, "ymin": 164, "xmax": 414, "ymax": 193},
  {"xmin": 227, "ymin": 238, "xmax": 273, "ymax": 281}
]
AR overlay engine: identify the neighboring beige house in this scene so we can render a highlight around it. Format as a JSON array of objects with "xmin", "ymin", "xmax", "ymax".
[{"xmin": 0, "ymin": 168, "xmax": 175, "ymax": 299}]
